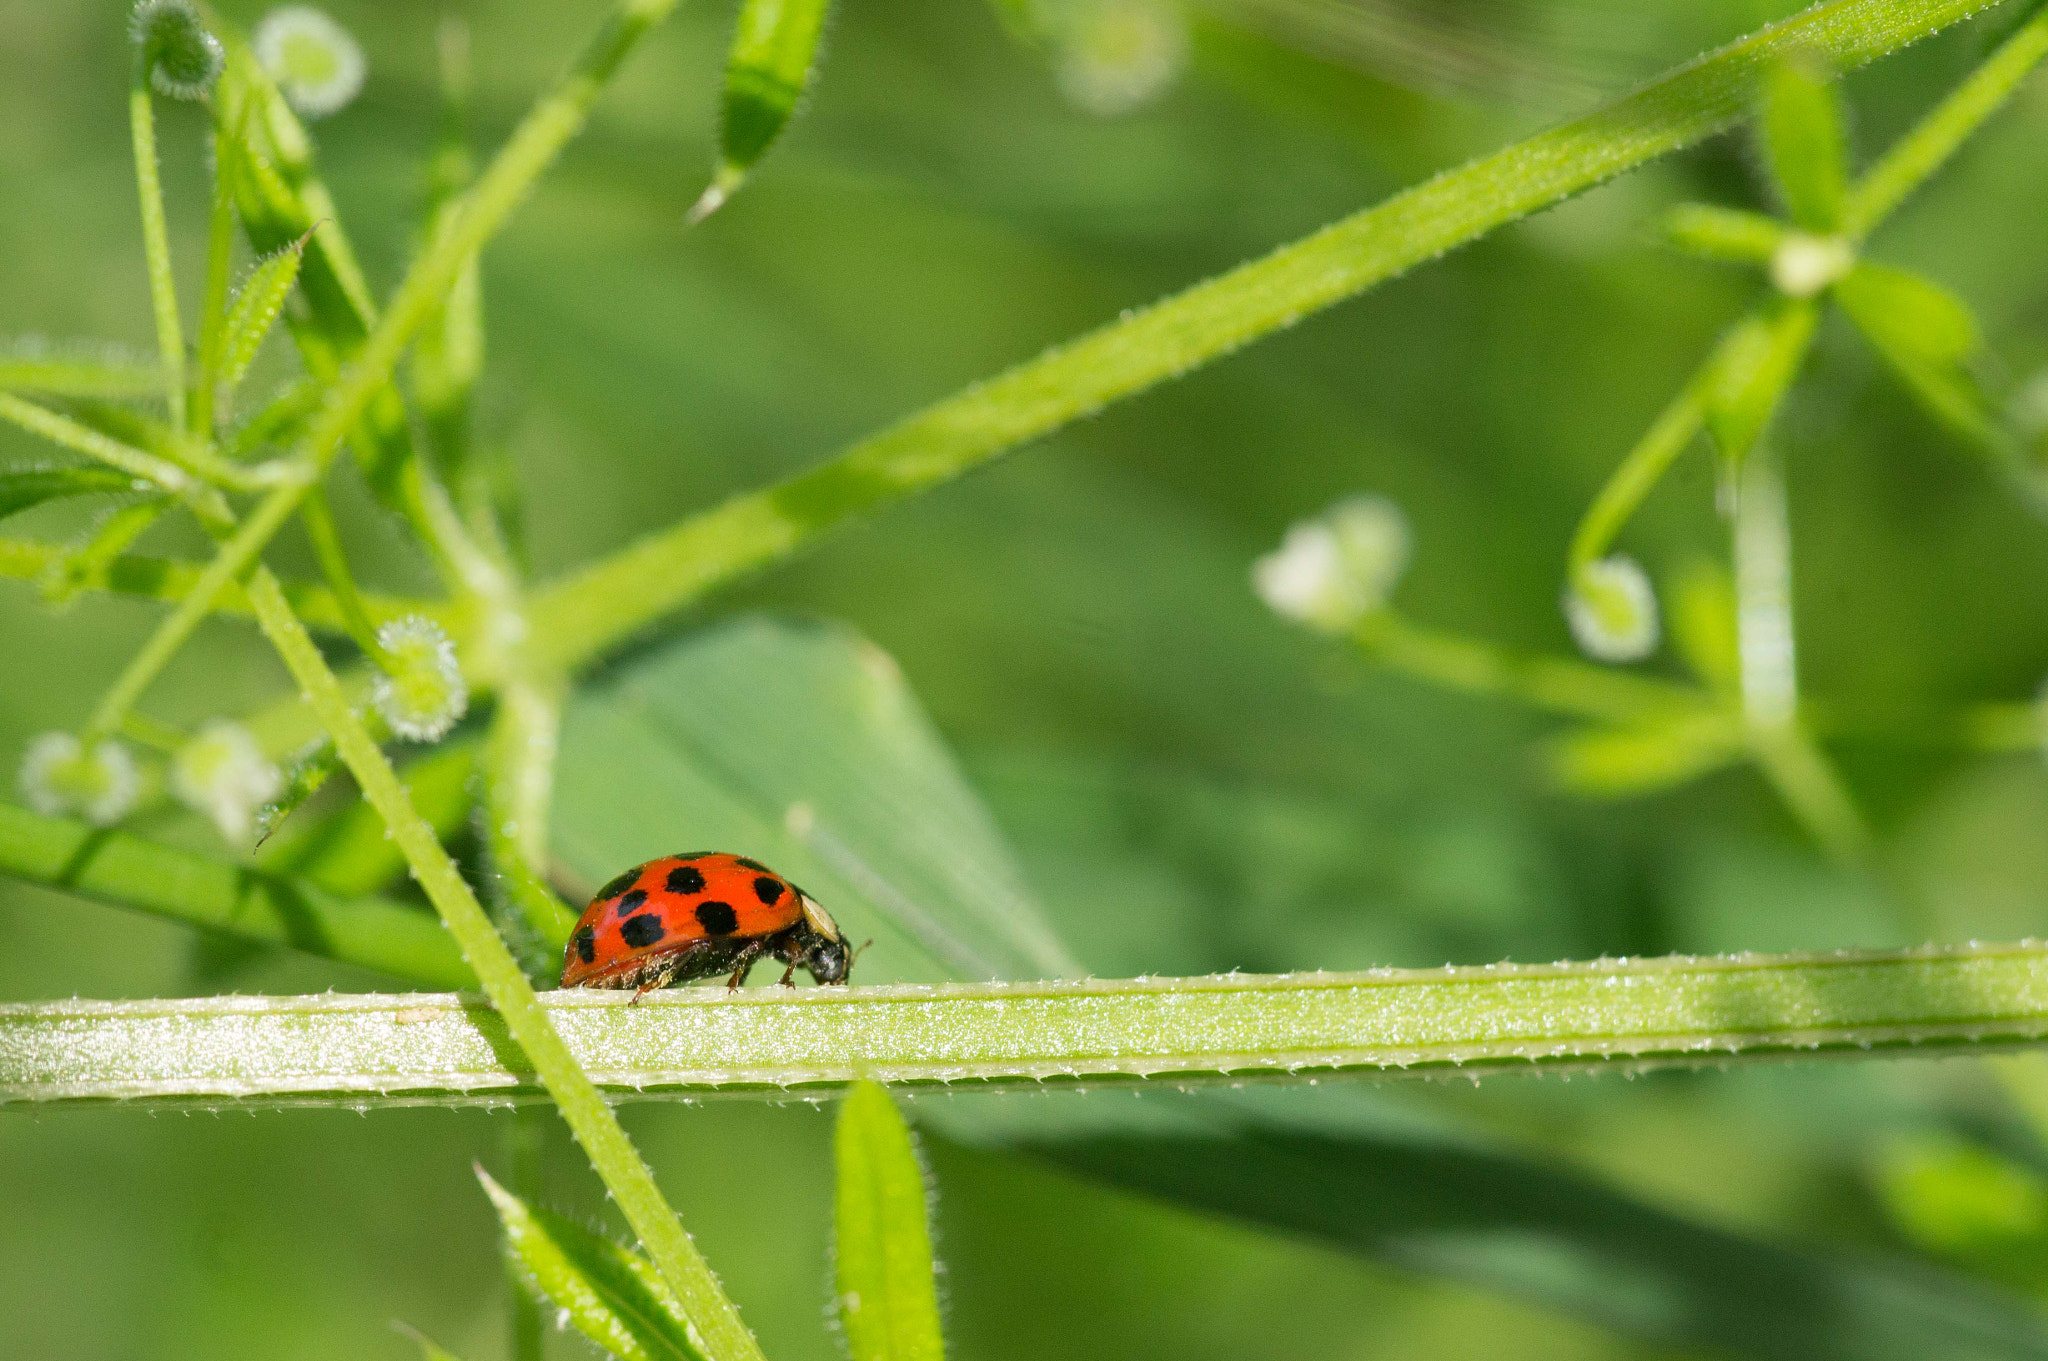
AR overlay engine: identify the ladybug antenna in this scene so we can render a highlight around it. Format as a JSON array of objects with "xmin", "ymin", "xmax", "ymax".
[{"xmin": 851, "ymin": 939, "xmax": 874, "ymax": 966}]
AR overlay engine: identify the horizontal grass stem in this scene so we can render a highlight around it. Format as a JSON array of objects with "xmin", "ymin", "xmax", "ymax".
[{"xmin": 6, "ymin": 942, "xmax": 2048, "ymax": 1106}]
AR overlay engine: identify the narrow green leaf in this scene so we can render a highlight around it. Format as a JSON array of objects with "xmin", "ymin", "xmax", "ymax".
[
  {"xmin": 690, "ymin": 0, "xmax": 834, "ymax": 222},
  {"xmin": 394, "ymin": 1322, "xmax": 472, "ymax": 1361},
  {"xmin": 0, "ymin": 800, "xmax": 474, "ymax": 989},
  {"xmin": 1668, "ymin": 560, "xmax": 1741, "ymax": 693},
  {"xmin": 835, "ymin": 1082, "xmax": 946, "ymax": 1361},
  {"xmin": 38, "ymin": 498, "xmax": 172, "ymax": 606},
  {"xmin": 1704, "ymin": 300, "xmax": 1819, "ymax": 464},
  {"xmin": 1662, "ymin": 202, "xmax": 1789, "ymax": 263},
  {"xmin": 1547, "ymin": 713, "xmax": 1745, "ymax": 797},
  {"xmin": 476, "ymin": 1168, "xmax": 708, "ymax": 1361},
  {"xmin": 555, "ymin": 617, "xmax": 1082, "ymax": 982},
  {"xmin": 1760, "ymin": 57, "xmax": 1850, "ymax": 231},
  {"xmin": 0, "ymin": 466, "xmax": 143, "ymax": 521},
  {"xmin": 1835, "ymin": 262, "xmax": 1995, "ymax": 443},
  {"xmin": 218, "ymin": 236, "xmax": 310, "ymax": 396}
]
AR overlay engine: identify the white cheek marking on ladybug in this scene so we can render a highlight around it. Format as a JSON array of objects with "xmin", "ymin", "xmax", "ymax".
[{"xmin": 799, "ymin": 893, "xmax": 841, "ymax": 941}]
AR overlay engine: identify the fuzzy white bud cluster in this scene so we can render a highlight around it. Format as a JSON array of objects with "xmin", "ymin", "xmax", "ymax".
[
  {"xmin": 1253, "ymin": 495, "xmax": 1411, "ymax": 634},
  {"xmin": 1769, "ymin": 232, "xmax": 1853, "ymax": 299},
  {"xmin": 18, "ymin": 733, "xmax": 139, "ymax": 826},
  {"xmin": 254, "ymin": 6, "xmax": 365, "ymax": 118},
  {"xmin": 1051, "ymin": 0, "xmax": 1188, "ymax": 117},
  {"xmin": 1564, "ymin": 555, "xmax": 1660, "ymax": 662},
  {"xmin": 132, "ymin": 0, "xmax": 223, "ymax": 100},
  {"xmin": 171, "ymin": 721, "xmax": 283, "ymax": 845},
  {"xmin": 373, "ymin": 615, "xmax": 469, "ymax": 741}
]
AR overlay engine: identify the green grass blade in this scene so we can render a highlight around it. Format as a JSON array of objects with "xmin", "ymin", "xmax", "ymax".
[
  {"xmin": 0, "ymin": 800, "xmax": 475, "ymax": 989},
  {"xmin": 526, "ymin": 0, "xmax": 2002, "ymax": 674},
  {"xmin": 8, "ymin": 943, "xmax": 2048, "ymax": 1105},
  {"xmin": 478, "ymin": 1168, "xmax": 710, "ymax": 1361},
  {"xmin": 690, "ymin": 0, "xmax": 834, "ymax": 222},
  {"xmin": 835, "ymin": 1082, "xmax": 946, "ymax": 1361},
  {"xmin": 1759, "ymin": 57, "xmax": 1850, "ymax": 230}
]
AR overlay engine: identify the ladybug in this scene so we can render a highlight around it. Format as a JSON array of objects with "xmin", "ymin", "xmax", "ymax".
[{"xmin": 559, "ymin": 852, "xmax": 851, "ymax": 996}]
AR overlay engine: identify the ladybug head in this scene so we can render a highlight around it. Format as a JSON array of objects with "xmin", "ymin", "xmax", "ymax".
[{"xmin": 802, "ymin": 934, "xmax": 850, "ymax": 985}]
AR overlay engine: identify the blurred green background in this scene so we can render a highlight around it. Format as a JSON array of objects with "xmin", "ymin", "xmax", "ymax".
[{"xmin": 6, "ymin": 0, "xmax": 2048, "ymax": 1356}]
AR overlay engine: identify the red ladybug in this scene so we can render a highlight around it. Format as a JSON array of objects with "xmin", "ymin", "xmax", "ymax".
[{"xmin": 559, "ymin": 852, "xmax": 850, "ymax": 995}]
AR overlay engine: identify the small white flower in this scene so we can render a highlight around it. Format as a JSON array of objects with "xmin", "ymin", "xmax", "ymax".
[
  {"xmin": 1052, "ymin": 0, "xmax": 1187, "ymax": 117},
  {"xmin": 1565, "ymin": 555, "xmax": 1660, "ymax": 662},
  {"xmin": 1769, "ymin": 232, "xmax": 1853, "ymax": 299},
  {"xmin": 19, "ymin": 732, "xmax": 139, "ymax": 825},
  {"xmin": 132, "ymin": 0, "xmax": 223, "ymax": 100},
  {"xmin": 254, "ymin": 6, "xmax": 365, "ymax": 118},
  {"xmin": 373, "ymin": 615, "xmax": 469, "ymax": 741},
  {"xmin": 172, "ymin": 721, "xmax": 283, "ymax": 845},
  {"xmin": 1254, "ymin": 495, "xmax": 1410, "ymax": 633}
]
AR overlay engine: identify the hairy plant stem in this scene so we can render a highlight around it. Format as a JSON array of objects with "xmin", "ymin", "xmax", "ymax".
[
  {"xmin": 129, "ymin": 78, "xmax": 186, "ymax": 432},
  {"xmin": 10, "ymin": 943, "xmax": 2048, "ymax": 1105},
  {"xmin": 240, "ymin": 567, "xmax": 765, "ymax": 1361}
]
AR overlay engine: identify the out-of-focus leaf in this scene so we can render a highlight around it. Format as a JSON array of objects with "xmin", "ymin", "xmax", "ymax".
[
  {"xmin": 0, "ymin": 341, "xmax": 162, "ymax": 398},
  {"xmin": 1704, "ymin": 300, "xmax": 1819, "ymax": 464},
  {"xmin": 923, "ymin": 1085, "xmax": 2048, "ymax": 1361},
  {"xmin": 1760, "ymin": 57, "xmax": 1848, "ymax": 231},
  {"xmin": 1871, "ymin": 1133, "xmax": 2048, "ymax": 1259},
  {"xmin": 1835, "ymin": 262, "xmax": 1994, "ymax": 441},
  {"xmin": 1663, "ymin": 202, "xmax": 1787, "ymax": 263},
  {"xmin": 394, "ymin": 1322, "xmax": 472, "ymax": 1361},
  {"xmin": 1669, "ymin": 560, "xmax": 1741, "ymax": 693},
  {"xmin": 477, "ymin": 1168, "xmax": 707, "ymax": 1361},
  {"xmin": 1546, "ymin": 712, "xmax": 1744, "ymax": 796},
  {"xmin": 690, "ymin": 0, "xmax": 834, "ymax": 222},
  {"xmin": 554, "ymin": 616, "xmax": 1081, "ymax": 983},
  {"xmin": 0, "ymin": 466, "xmax": 142, "ymax": 521},
  {"xmin": 836, "ymin": 1081, "xmax": 946, "ymax": 1361}
]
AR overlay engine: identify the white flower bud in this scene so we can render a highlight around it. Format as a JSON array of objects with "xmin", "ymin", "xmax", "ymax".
[
  {"xmin": 1254, "ymin": 495, "xmax": 1410, "ymax": 633},
  {"xmin": 1565, "ymin": 555, "xmax": 1660, "ymax": 662},
  {"xmin": 19, "ymin": 732, "xmax": 139, "ymax": 825},
  {"xmin": 132, "ymin": 0, "xmax": 223, "ymax": 100},
  {"xmin": 1769, "ymin": 232, "xmax": 1853, "ymax": 298},
  {"xmin": 254, "ymin": 6, "xmax": 366, "ymax": 118},
  {"xmin": 171, "ymin": 721, "xmax": 283, "ymax": 845},
  {"xmin": 1053, "ymin": 0, "xmax": 1187, "ymax": 117},
  {"xmin": 372, "ymin": 615, "xmax": 469, "ymax": 741}
]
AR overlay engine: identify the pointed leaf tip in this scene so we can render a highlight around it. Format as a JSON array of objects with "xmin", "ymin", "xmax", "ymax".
[
  {"xmin": 1759, "ymin": 56, "xmax": 1849, "ymax": 232},
  {"xmin": 835, "ymin": 1080, "xmax": 946, "ymax": 1361}
]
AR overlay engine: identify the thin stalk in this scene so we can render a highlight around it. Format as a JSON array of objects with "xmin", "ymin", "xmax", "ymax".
[
  {"xmin": 89, "ymin": 0, "xmax": 679, "ymax": 745},
  {"xmin": 0, "ymin": 392, "xmax": 193, "ymax": 493},
  {"xmin": 522, "ymin": 0, "xmax": 2004, "ymax": 674},
  {"xmin": 9, "ymin": 942, "xmax": 2048, "ymax": 1106},
  {"xmin": 237, "ymin": 566, "xmax": 765, "ymax": 1361},
  {"xmin": 1350, "ymin": 609, "xmax": 1716, "ymax": 725},
  {"xmin": 38, "ymin": 499, "xmax": 171, "ymax": 605},
  {"xmin": 483, "ymin": 667, "xmax": 580, "ymax": 961},
  {"xmin": 299, "ymin": 485, "xmax": 393, "ymax": 665},
  {"xmin": 1842, "ymin": 4, "xmax": 2048, "ymax": 237},
  {"xmin": 129, "ymin": 77, "xmax": 186, "ymax": 430},
  {"xmin": 1567, "ymin": 374, "xmax": 1707, "ymax": 577},
  {"xmin": 194, "ymin": 126, "xmax": 239, "ymax": 439}
]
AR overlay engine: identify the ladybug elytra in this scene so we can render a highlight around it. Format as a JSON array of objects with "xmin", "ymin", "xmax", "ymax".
[{"xmin": 559, "ymin": 852, "xmax": 850, "ymax": 996}]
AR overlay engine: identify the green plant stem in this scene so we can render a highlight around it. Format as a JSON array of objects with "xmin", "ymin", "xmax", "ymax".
[
  {"xmin": 1843, "ymin": 3, "xmax": 2048, "ymax": 237},
  {"xmin": 237, "ymin": 565, "xmax": 765, "ymax": 1361},
  {"xmin": 129, "ymin": 79, "xmax": 186, "ymax": 431},
  {"xmin": 194, "ymin": 127, "xmax": 239, "ymax": 439},
  {"xmin": 1350, "ymin": 609, "xmax": 1714, "ymax": 725},
  {"xmin": 1568, "ymin": 383, "xmax": 1708, "ymax": 576},
  {"xmin": 0, "ymin": 392, "xmax": 195, "ymax": 493},
  {"xmin": 1747, "ymin": 722, "xmax": 1876, "ymax": 864},
  {"xmin": 0, "ymin": 344, "xmax": 162, "ymax": 398},
  {"xmin": 9, "ymin": 942, "xmax": 2048, "ymax": 1106},
  {"xmin": 522, "ymin": 0, "xmax": 2003, "ymax": 673},
  {"xmin": 0, "ymin": 537, "xmax": 459, "ymax": 641},
  {"xmin": 299, "ymin": 485, "xmax": 393, "ymax": 665},
  {"xmin": 87, "ymin": 0, "xmax": 679, "ymax": 747},
  {"xmin": 0, "ymin": 801, "xmax": 474, "ymax": 988},
  {"xmin": 483, "ymin": 668, "xmax": 580, "ymax": 960}
]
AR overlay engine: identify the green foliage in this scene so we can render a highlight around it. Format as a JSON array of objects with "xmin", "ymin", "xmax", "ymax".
[
  {"xmin": 479, "ymin": 1167, "xmax": 711, "ymax": 1361},
  {"xmin": 834, "ymin": 1082, "xmax": 946, "ymax": 1361},
  {"xmin": 0, "ymin": 466, "xmax": 141, "ymax": 522},
  {"xmin": 692, "ymin": 0, "xmax": 836, "ymax": 221}
]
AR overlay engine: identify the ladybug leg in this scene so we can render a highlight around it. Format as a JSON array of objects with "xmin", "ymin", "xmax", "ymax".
[
  {"xmin": 629, "ymin": 957, "xmax": 679, "ymax": 1004},
  {"xmin": 724, "ymin": 941, "xmax": 768, "ymax": 991}
]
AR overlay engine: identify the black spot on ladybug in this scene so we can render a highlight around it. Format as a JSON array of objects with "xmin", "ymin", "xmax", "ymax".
[
  {"xmin": 596, "ymin": 868, "xmax": 641, "ymax": 902},
  {"xmin": 752, "ymin": 876, "xmax": 784, "ymax": 905},
  {"xmin": 734, "ymin": 857, "xmax": 770, "ymax": 873},
  {"xmin": 573, "ymin": 926, "xmax": 596, "ymax": 964},
  {"xmin": 695, "ymin": 900, "xmax": 739, "ymax": 935},
  {"xmin": 666, "ymin": 864, "xmax": 707, "ymax": 895},
  {"xmin": 620, "ymin": 915, "xmax": 666, "ymax": 948},
  {"xmin": 673, "ymin": 851, "xmax": 714, "ymax": 861},
  {"xmin": 615, "ymin": 889, "xmax": 648, "ymax": 914}
]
